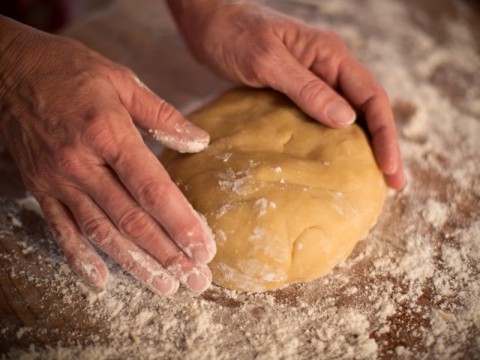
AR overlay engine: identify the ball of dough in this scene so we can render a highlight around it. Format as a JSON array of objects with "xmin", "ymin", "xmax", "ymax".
[{"xmin": 161, "ymin": 89, "xmax": 387, "ymax": 292}]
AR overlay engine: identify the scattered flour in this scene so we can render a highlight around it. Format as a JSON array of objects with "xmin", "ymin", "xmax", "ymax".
[
  {"xmin": 422, "ymin": 198, "xmax": 449, "ymax": 228},
  {"xmin": 1, "ymin": 0, "xmax": 479, "ymax": 359},
  {"xmin": 217, "ymin": 168, "xmax": 254, "ymax": 195},
  {"xmin": 16, "ymin": 195, "xmax": 43, "ymax": 219}
]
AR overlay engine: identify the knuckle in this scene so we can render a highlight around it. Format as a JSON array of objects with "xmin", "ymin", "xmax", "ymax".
[
  {"xmin": 137, "ymin": 180, "xmax": 170, "ymax": 212},
  {"xmin": 81, "ymin": 112, "xmax": 112, "ymax": 146},
  {"xmin": 82, "ymin": 218, "xmax": 113, "ymax": 247},
  {"xmin": 298, "ymin": 78, "xmax": 328, "ymax": 104},
  {"xmin": 155, "ymin": 100, "xmax": 177, "ymax": 126},
  {"xmin": 53, "ymin": 146, "xmax": 83, "ymax": 176},
  {"xmin": 116, "ymin": 64, "xmax": 135, "ymax": 78},
  {"xmin": 49, "ymin": 223, "xmax": 73, "ymax": 249},
  {"xmin": 81, "ymin": 112, "xmax": 130, "ymax": 159},
  {"xmin": 118, "ymin": 208, "xmax": 155, "ymax": 240},
  {"xmin": 62, "ymin": 246, "xmax": 78, "ymax": 265},
  {"xmin": 363, "ymin": 86, "xmax": 390, "ymax": 113},
  {"xmin": 162, "ymin": 249, "xmax": 185, "ymax": 274},
  {"xmin": 318, "ymin": 30, "xmax": 349, "ymax": 57},
  {"xmin": 171, "ymin": 221, "xmax": 197, "ymax": 246},
  {"xmin": 377, "ymin": 86, "xmax": 390, "ymax": 101},
  {"xmin": 46, "ymin": 222, "xmax": 79, "ymax": 263},
  {"xmin": 250, "ymin": 43, "xmax": 277, "ymax": 75},
  {"xmin": 322, "ymin": 29, "xmax": 344, "ymax": 45}
]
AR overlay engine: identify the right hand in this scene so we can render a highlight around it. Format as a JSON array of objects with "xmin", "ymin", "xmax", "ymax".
[
  {"xmin": 168, "ymin": 0, "xmax": 404, "ymax": 189},
  {"xmin": 0, "ymin": 17, "xmax": 216, "ymax": 296}
]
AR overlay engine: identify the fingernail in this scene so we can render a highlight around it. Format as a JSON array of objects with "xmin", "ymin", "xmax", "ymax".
[
  {"xmin": 186, "ymin": 271, "xmax": 211, "ymax": 294},
  {"xmin": 191, "ymin": 243, "xmax": 216, "ymax": 264},
  {"xmin": 326, "ymin": 100, "xmax": 356, "ymax": 126},
  {"xmin": 175, "ymin": 121, "xmax": 208, "ymax": 139},
  {"xmin": 80, "ymin": 262, "xmax": 108, "ymax": 289},
  {"xmin": 385, "ymin": 160, "xmax": 398, "ymax": 175},
  {"xmin": 152, "ymin": 276, "xmax": 179, "ymax": 296},
  {"xmin": 188, "ymin": 211, "xmax": 217, "ymax": 264}
]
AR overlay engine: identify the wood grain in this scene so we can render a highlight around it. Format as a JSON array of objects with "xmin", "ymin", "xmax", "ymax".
[{"xmin": 1, "ymin": 0, "xmax": 479, "ymax": 358}]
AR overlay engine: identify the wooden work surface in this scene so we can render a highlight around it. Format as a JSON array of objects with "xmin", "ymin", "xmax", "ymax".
[{"xmin": 1, "ymin": 0, "xmax": 479, "ymax": 359}]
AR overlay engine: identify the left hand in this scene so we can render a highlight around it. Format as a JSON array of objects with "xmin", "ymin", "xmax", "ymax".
[
  {"xmin": 0, "ymin": 17, "xmax": 215, "ymax": 295},
  {"xmin": 168, "ymin": 0, "xmax": 404, "ymax": 189}
]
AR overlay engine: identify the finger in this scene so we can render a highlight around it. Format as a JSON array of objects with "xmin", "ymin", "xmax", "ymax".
[
  {"xmin": 385, "ymin": 169, "xmax": 405, "ymax": 191},
  {"xmin": 263, "ymin": 48, "xmax": 403, "ymax": 189},
  {"xmin": 260, "ymin": 46, "xmax": 356, "ymax": 128},
  {"xmin": 109, "ymin": 69, "xmax": 209, "ymax": 153},
  {"xmin": 73, "ymin": 163, "xmax": 212, "ymax": 293},
  {"xmin": 93, "ymin": 131, "xmax": 217, "ymax": 265},
  {"xmin": 312, "ymin": 55, "xmax": 405, "ymax": 188},
  {"xmin": 58, "ymin": 187, "xmax": 180, "ymax": 296},
  {"xmin": 383, "ymin": 144, "xmax": 405, "ymax": 190},
  {"xmin": 37, "ymin": 194, "xmax": 109, "ymax": 289},
  {"xmin": 275, "ymin": 25, "xmax": 404, "ymax": 189},
  {"xmin": 77, "ymin": 104, "xmax": 217, "ymax": 265}
]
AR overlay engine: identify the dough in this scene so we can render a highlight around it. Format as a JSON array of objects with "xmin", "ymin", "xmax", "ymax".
[{"xmin": 161, "ymin": 88, "xmax": 387, "ymax": 292}]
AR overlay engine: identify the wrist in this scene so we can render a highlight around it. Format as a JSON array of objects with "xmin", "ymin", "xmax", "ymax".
[
  {"xmin": 0, "ymin": 17, "xmax": 44, "ymax": 99},
  {"xmin": 166, "ymin": 0, "xmax": 218, "ymax": 22},
  {"xmin": 0, "ymin": 17, "xmax": 19, "ymax": 135},
  {"xmin": 0, "ymin": 17, "xmax": 41, "ymax": 135},
  {"xmin": 166, "ymin": 0, "xmax": 249, "ymax": 60},
  {"xmin": 0, "ymin": 17, "xmax": 30, "ymax": 97},
  {"xmin": 167, "ymin": 0, "xmax": 249, "ymax": 28}
]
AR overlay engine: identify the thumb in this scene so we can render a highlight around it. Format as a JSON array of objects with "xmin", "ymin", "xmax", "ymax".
[
  {"xmin": 111, "ymin": 69, "xmax": 209, "ymax": 153},
  {"xmin": 265, "ymin": 49, "xmax": 356, "ymax": 128}
]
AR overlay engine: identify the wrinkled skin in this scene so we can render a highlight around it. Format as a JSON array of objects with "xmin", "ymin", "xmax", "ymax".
[
  {"xmin": 0, "ymin": 18, "xmax": 215, "ymax": 295},
  {"xmin": 0, "ymin": 1, "xmax": 404, "ymax": 296},
  {"xmin": 169, "ymin": 0, "xmax": 404, "ymax": 188}
]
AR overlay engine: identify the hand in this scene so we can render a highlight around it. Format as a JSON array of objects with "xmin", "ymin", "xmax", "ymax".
[
  {"xmin": 168, "ymin": 0, "xmax": 405, "ymax": 189},
  {"xmin": 0, "ymin": 17, "xmax": 216, "ymax": 295}
]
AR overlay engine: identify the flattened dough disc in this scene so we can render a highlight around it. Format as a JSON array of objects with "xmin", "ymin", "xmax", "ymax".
[{"xmin": 161, "ymin": 88, "xmax": 387, "ymax": 291}]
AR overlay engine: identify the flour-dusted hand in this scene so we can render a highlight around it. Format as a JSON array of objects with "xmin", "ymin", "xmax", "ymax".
[
  {"xmin": 0, "ymin": 16, "xmax": 216, "ymax": 295},
  {"xmin": 168, "ymin": 0, "xmax": 405, "ymax": 189}
]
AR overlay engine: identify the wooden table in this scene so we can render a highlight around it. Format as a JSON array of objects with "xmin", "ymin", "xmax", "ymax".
[{"xmin": 1, "ymin": 1, "xmax": 479, "ymax": 358}]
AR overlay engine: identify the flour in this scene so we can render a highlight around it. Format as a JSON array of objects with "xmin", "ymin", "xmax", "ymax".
[
  {"xmin": 148, "ymin": 128, "xmax": 209, "ymax": 153},
  {"xmin": 16, "ymin": 195, "xmax": 43, "ymax": 219},
  {"xmin": 253, "ymin": 198, "xmax": 270, "ymax": 217},
  {"xmin": 1, "ymin": 0, "xmax": 480, "ymax": 359},
  {"xmin": 8, "ymin": 214, "xmax": 22, "ymax": 228},
  {"xmin": 217, "ymin": 168, "xmax": 254, "ymax": 195},
  {"xmin": 422, "ymin": 198, "xmax": 449, "ymax": 228},
  {"xmin": 215, "ymin": 152, "xmax": 233, "ymax": 162}
]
